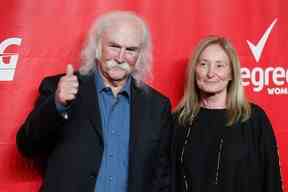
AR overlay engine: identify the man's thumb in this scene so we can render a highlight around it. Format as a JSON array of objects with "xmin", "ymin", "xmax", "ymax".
[{"xmin": 66, "ymin": 64, "xmax": 74, "ymax": 77}]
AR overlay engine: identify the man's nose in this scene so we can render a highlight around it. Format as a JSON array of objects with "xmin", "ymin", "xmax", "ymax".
[{"xmin": 115, "ymin": 48, "xmax": 125, "ymax": 63}]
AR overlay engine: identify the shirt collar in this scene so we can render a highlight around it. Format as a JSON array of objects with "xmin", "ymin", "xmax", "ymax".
[{"xmin": 95, "ymin": 67, "xmax": 131, "ymax": 98}]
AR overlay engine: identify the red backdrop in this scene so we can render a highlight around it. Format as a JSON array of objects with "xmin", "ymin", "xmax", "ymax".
[{"xmin": 0, "ymin": 0, "xmax": 287, "ymax": 191}]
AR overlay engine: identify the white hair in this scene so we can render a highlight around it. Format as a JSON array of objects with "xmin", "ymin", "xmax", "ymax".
[{"xmin": 79, "ymin": 11, "xmax": 153, "ymax": 86}]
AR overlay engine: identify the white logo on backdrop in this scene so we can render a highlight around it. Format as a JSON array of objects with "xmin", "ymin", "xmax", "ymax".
[
  {"xmin": 0, "ymin": 37, "xmax": 22, "ymax": 81},
  {"xmin": 247, "ymin": 18, "xmax": 277, "ymax": 63},
  {"xmin": 242, "ymin": 18, "xmax": 288, "ymax": 95}
]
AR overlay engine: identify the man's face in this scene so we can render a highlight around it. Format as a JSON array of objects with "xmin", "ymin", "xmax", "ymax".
[
  {"xmin": 195, "ymin": 44, "xmax": 232, "ymax": 95},
  {"xmin": 98, "ymin": 21, "xmax": 143, "ymax": 84}
]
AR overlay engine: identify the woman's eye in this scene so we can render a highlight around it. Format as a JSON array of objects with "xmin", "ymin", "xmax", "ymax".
[
  {"xmin": 200, "ymin": 62, "xmax": 207, "ymax": 66},
  {"xmin": 217, "ymin": 64, "xmax": 224, "ymax": 68}
]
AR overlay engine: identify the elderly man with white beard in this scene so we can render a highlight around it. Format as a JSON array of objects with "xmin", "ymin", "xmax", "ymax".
[{"xmin": 16, "ymin": 11, "xmax": 173, "ymax": 192}]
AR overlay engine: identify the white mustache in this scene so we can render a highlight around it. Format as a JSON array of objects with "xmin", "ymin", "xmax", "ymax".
[{"xmin": 106, "ymin": 60, "xmax": 131, "ymax": 72}]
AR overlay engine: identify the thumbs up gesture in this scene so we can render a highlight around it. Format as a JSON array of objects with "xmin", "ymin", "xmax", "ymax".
[{"xmin": 55, "ymin": 64, "xmax": 79, "ymax": 106}]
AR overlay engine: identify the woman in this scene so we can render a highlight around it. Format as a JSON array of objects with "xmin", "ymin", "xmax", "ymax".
[{"xmin": 173, "ymin": 35, "xmax": 282, "ymax": 192}]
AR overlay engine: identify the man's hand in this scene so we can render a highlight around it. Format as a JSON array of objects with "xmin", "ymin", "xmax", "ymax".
[{"xmin": 55, "ymin": 64, "xmax": 79, "ymax": 106}]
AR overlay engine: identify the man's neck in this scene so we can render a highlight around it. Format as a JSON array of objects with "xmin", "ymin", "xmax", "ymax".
[
  {"xmin": 98, "ymin": 70, "xmax": 128, "ymax": 96},
  {"xmin": 104, "ymin": 78, "xmax": 127, "ymax": 96}
]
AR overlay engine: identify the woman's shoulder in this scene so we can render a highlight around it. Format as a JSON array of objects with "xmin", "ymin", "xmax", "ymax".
[
  {"xmin": 243, "ymin": 103, "xmax": 273, "ymax": 133},
  {"xmin": 249, "ymin": 102, "xmax": 269, "ymax": 121},
  {"xmin": 172, "ymin": 111, "xmax": 190, "ymax": 136},
  {"xmin": 172, "ymin": 111, "xmax": 183, "ymax": 128}
]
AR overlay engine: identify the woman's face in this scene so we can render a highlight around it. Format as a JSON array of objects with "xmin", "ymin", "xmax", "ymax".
[{"xmin": 195, "ymin": 44, "xmax": 232, "ymax": 95}]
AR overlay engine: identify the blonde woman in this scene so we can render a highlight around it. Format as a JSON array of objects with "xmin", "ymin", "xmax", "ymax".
[{"xmin": 173, "ymin": 36, "xmax": 282, "ymax": 192}]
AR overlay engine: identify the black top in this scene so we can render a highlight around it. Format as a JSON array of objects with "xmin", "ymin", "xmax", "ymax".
[{"xmin": 172, "ymin": 104, "xmax": 283, "ymax": 192}]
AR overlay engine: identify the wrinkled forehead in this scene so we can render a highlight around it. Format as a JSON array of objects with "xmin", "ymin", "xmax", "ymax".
[
  {"xmin": 199, "ymin": 44, "xmax": 230, "ymax": 62},
  {"xmin": 101, "ymin": 19, "xmax": 144, "ymax": 48}
]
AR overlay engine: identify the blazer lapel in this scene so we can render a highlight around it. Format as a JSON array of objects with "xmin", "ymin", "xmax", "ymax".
[
  {"xmin": 128, "ymin": 80, "xmax": 147, "ymax": 192},
  {"xmin": 78, "ymin": 73, "xmax": 103, "ymax": 144}
]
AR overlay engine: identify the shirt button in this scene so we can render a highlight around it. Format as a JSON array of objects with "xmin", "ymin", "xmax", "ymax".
[
  {"xmin": 108, "ymin": 176, "xmax": 113, "ymax": 182},
  {"xmin": 89, "ymin": 172, "xmax": 97, "ymax": 179},
  {"xmin": 111, "ymin": 130, "xmax": 115, "ymax": 134},
  {"xmin": 108, "ymin": 153, "xmax": 113, "ymax": 158}
]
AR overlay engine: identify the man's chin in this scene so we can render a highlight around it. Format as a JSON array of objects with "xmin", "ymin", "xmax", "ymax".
[{"xmin": 108, "ymin": 72, "xmax": 128, "ymax": 81}]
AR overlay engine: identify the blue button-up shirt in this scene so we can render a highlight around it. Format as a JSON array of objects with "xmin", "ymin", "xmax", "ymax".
[{"xmin": 94, "ymin": 70, "xmax": 131, "ymax": 192}]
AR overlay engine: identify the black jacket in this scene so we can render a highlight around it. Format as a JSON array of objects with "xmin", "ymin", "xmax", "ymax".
[{"xmin": 17, "ymin": 73, "xmax": 173, "ymax": 192}]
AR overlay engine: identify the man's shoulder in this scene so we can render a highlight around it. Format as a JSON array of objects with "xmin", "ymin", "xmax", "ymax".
[
  {"xmin": 40, "ymin": 71, "xmax": 88, "ymax": 87},
  {"xmin": 138, "ymin": 83, "xmax": 170, "ymax": 104},
  {"xmin": 37, "ymin": 73, "xmax": 65, "ymax": 91}
]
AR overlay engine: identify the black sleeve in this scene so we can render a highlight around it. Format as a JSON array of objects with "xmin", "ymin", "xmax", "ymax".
[
  {"xmin": 153, "ymin": 98, "xmax": 173, "ymax": 192},
  {"xmin": 16, "ymin": 76, "xmax": 66, "ymax": 158},
  {"xmin": 170, "ymin": 113, "xmax": 185, "ymax": 192},
  {"xmin": 257, "ymin": 106, "xmax": 283, "ymax": 192}
]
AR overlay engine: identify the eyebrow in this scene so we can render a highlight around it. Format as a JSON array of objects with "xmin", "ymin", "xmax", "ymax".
[
  {"xmin": 215, "ymin": 60, "xmax": 226, "ymax": 63},
  {"xmin": 198, "ymin": 59, "xmax": 226, "ymax": 63},
  {"xmin": 198, "ymin": 59, "xmax": 209, "ymax": 62},
  {"xmin": 108, "ymin": 42, "xmax": 121, "ymax": 47},
  {"xmin": 108, "ymin": 42, "xmax": 140, "ymax": 51}
]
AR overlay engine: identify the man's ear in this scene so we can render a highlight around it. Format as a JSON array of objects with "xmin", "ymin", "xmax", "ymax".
[
  {"xmin": 95, "ymin": 39, "xmax": 102, "ymax": 59},
  {"xmin": 135, "ymin": 51, "xmax": 143, "ymax": 67}
]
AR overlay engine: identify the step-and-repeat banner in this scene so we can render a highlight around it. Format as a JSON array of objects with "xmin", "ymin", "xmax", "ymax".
[{"xmin": 0, "ymin": 0, "xmax": 287, "ymax": 191}]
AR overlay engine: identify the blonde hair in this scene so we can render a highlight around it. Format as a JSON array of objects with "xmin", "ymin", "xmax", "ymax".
[
  {"xmin": 176, "ymin": 35, "xmax": 251, "ymax": 126},
  {"xmin": 79, "ymin": 11, "xmax": 153, "ymax": 85}
]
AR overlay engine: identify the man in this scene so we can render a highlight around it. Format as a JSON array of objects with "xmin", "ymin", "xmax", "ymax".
[{"xmin": 17, "ymin": 11, "xmax": 172, "ymax": 192}]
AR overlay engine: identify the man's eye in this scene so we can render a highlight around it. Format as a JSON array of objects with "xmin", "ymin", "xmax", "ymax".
[
  {"xmin": 126, "ymin": 47, "xmax": 138, "ymax": 52},
  {"xmin": 110, "ymin": 45, "xmax": 120, "ymax": 49}
]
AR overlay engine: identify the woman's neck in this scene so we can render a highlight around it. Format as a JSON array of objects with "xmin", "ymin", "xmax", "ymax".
[{"xmin": 200, "ymin": 90, "xmax": 227, "ymax": 109}]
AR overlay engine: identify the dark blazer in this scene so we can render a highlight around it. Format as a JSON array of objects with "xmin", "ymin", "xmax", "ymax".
[{"xmin": 16, "ymin": 73, "xmax": 173, "ymax": 192}]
